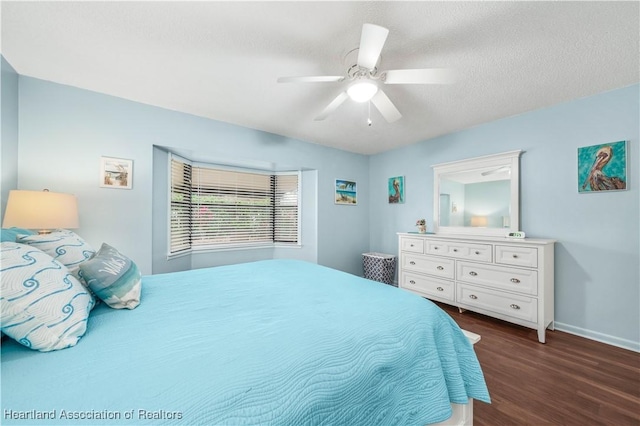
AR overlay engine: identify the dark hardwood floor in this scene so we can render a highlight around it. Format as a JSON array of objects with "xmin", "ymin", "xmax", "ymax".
[{"xmin": 436, "ymin": 303, "xmax": 640, "ymax": 426}]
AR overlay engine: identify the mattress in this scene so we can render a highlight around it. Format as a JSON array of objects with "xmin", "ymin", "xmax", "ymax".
[{"xmin": 1, "ymin": 259, "xmax": 489, "ymax": 425}]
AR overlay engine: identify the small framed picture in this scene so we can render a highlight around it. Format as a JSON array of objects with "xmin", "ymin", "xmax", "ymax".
[
  {"xmin": 578, "ymin": 141, "xmax": 627, "ymax": 193},
  {"xmin": 388, "ymin": 176, "xmax": 404, "ymax": 203},
  {"xmin": 335, "ymin": 179, "xmax": 357, "ymax": 205},
  {"xmin": 100, "ymin": 156, "xmax": 133, "ymax": 189}
]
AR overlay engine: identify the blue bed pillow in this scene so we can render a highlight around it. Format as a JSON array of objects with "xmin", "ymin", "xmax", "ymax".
[
  {"xmin": 0, "ymin": 242, "xmax": 94, "ymax": 351},
  {"xmin": 79, "ymin": 243, "xmax": 142, "ymax": 310},
  {"xmin": 1, "ymin": 227, "xmax": 35, "ymax": 242}
]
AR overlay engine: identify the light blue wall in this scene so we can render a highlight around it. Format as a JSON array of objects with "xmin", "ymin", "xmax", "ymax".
[
  {"xmin": 16, "ymin": 76, "xmax": 370, "ymax": 277},
  {"xmin": 1, "ymin": 57, "xmax": 20, "ymax": 220},
  {"xmin": 9, "ymin": 65, "xmax": 639, "ymax": 350},
  {"xmin": 369, "ymin": 84, "xmax": 640, "ymax": 350}
]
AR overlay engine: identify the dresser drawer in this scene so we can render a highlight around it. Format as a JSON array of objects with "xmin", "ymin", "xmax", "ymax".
[
  {"xmin": 401, "ymin": 272, "xmax": 454, "ymax": 302},
  {"xmin": 457, "ymin": 261, "xmax": 538, "ymax": 295},
  {"xmin": 425, "ymin": 240, "xmax": 492, "ymax": 262},
  {"xmin": 401, "ymin": 237, "xmax": 425, "ymax": 254},
  {"xmin": 402, "ymin": 254, "xmax": 455, "ymax": 279},
  {"xmin": 496, "ymin": 245, "xmax": 538, "ymax": 268},
  {"xmin": 457, "ymin": 283, "xmax": 538, "ymax": 323}
]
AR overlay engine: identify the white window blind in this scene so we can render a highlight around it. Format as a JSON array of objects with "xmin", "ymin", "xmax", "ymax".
[
  {"xmin": 170, "ymin": 158, "xmax": 192, "ymax": 255},
  {"xmin": 274, "ymin": 173, "xmax": 299, "ymax": 243},
  {"xmin": 169, "ymin": 157, "xmax": 299, "ymax": 255},
  {"xmin": 192, "ymin": 167, "xmax": 273, "ymax": 247}
]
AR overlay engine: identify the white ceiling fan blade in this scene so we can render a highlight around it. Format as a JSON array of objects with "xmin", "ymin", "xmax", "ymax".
[
  {"xmin": 357, "ymin": 24, "xmax": 389, "ymax": 70},
  {"xmin": 384, "ymin": 68, "xmax": 457, "ymax": 85},
  {"xmin": 371, "ymin": 89, "xmax": 402, "ymax": 123},
  {"xmin": 277, "ymin": 76, "xmax": 345, "ymax": 83},
  {"xmin": 314, "ymin": 92, "xmax": 348, "ymax": 121}
]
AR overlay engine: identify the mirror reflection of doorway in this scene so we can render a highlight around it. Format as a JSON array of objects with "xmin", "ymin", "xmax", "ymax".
[{"xmin": 439, "ymin": 193, "xmax": 450, "ymax": 227}]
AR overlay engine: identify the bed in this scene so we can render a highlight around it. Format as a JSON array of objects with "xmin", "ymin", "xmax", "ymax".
[{"xmin": 1, "ymin": 257, "xmax": 489, "ymax": 425}]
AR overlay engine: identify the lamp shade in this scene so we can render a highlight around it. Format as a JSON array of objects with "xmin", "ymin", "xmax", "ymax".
[
  {"xmin": 470, "ymin": 216, "xmax": 488, "ymax": 227},
  {"xmin": 2, "ymin": 190, "xmax": 79, "ymax": 232}
]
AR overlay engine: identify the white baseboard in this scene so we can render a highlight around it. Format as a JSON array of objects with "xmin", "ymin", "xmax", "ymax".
[{"xmin": 554, "ymin": 322, "xmax": 639, "ymax": 353}]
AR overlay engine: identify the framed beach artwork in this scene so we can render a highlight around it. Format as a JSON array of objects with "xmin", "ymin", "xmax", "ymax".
[
  {"xmin": 100, "ymin": 156, "xmax": 133, "ymax": 189},
  {"xmin": 578, "ymin": 141, "xmax": 627, "ymax": 193},
  {"xmin": 388, "ymin": 176, "xmax": 405, "ymax": 204},
  {"xmin": 335, "ymin": 179, "xmax": 357, "ymax": 205}
]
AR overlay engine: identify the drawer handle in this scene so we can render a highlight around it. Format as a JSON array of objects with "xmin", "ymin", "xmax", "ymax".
[
  {"xmin": 510, "ymin": 278, "xmax": 521, "ymax": 284},
  {"xmin": 469, "ymin": 271, "xmax": 478, "ymax": 276},
  {"xmin": 510, "ymin": 304, "xmax": 520, "ymax": 310},
  {"xmin": 512, "ymin": 254, "xmax": 519, "ymax": 259},
  {"xmin": 410, "ymin": 244, "xmax": 414, "ymax": 247},
  {"xmin": 453, "ymin": 249, "xmax": 458, "ymax": 252},
  {"xmin": 434, "ymin": 246, "xmax": 439, "ymax": 250},
  {"xmin": 475, "ymin": 251, "xmax": 480, "ymax": 255},
  {"xmin": 409, "ymin": 261, "xmax": 416, "ymax": 265},
  {"xmin": 437, "ymin": 266, "xmax": 444, "ymax": 271},
  {"xmin": 409, "ymin": 280, "xmax": 416, "ymax": 285},
  {"xmin": 436, "ymin": 286, "xmax": 444, "ymax": 291},
  {"xmin": 469, "ymin": 294, "xmax": 478, "ymax": 300}
]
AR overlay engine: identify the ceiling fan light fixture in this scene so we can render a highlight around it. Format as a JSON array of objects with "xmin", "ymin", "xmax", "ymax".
[{"xmin": 347, "ymin": 81, "xmax": 378, "ymax": 103}]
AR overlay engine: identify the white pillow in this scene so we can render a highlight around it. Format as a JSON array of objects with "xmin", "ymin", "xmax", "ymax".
[
  {"xmin": 0, "ymin": 242, "xmax": 94, "ymax": 351},
  {"xmin": 16, "ymin": 229, "xmax": 95, "ymax": 283}
]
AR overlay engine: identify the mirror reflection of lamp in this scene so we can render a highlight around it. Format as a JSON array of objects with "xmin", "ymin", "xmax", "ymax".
[
  {"xmin": 470, "ymin": 216, "xmax": 488, "ymax": 228},
  {"xmin": 2, "ymin": 189, "xmax": 79, "ymax": 234}
]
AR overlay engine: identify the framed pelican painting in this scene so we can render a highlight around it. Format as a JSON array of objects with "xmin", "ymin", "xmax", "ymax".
[
  {"xmin": 578, "ymin": 141, "xmax": 627, "ymax": 193},
  {"xmin": 388, "ymin": 176, "xmax": 405, "ymax": 204}
]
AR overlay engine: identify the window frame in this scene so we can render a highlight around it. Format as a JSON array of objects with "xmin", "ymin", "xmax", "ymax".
[{"xmin": 167, "ymin": 154, "xmax": 301, "ymax": 259}]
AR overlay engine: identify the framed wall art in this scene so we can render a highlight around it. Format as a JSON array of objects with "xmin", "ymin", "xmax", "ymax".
[
  {"xmin": 335, "ymin": 179, "xmax": 357, "ymax": 205},
  {"xmin": 100, "ymin": 156, "xmax": 133, "ymax": 189},
  {"xmin": 388, "ymin": 176, "xmax": 404, "ymax": 203},
  {"xmin": 578, "ymin": 140, "xmax": 627, "ymax": 193}
]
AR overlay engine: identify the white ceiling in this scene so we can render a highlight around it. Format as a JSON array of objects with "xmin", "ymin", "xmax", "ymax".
[{"xmin": 1, "ymin": 1, "xmax": 638, "ymax": 155}]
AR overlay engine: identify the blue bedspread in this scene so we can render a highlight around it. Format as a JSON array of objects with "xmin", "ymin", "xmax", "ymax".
[{"xmin": 1, "ymin": 259, "xmax": 489, "ymax": 425}]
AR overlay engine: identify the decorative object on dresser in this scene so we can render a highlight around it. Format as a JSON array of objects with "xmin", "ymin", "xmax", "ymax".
[
  {"xmin": 416, "ymin": 218, "xmax": 427, "ymax": 233},
  {"xmin": 398, "ymin": 233, "xmax": 555, "ymax": 343}
]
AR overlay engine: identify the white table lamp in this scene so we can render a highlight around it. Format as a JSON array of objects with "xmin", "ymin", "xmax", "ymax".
[{"xmin": 2, "ymin": 189, "xmax": 79, "ymax": 234}]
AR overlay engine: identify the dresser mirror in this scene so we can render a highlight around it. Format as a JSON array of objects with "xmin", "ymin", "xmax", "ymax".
[{"xmin": 433, "ymin": 150, "xmax": 522, "ymax": 237}]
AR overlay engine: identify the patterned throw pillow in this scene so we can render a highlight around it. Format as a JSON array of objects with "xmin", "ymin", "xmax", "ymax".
[
  {"xmin": 79, "ymin": 243, "xmax": 142, "ymax": 310},
  {"xmin": 0, "ymin": 242, "xmax": 94, "ymax": 351},
  {"xmin": 17, "ymin": 230, "xmax": 95, "ymax": 283}
]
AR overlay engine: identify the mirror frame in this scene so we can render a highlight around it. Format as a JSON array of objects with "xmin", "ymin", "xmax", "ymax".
[{"xmin": 432, "ymin": 150, "xmax": 522, "ymax": 237}]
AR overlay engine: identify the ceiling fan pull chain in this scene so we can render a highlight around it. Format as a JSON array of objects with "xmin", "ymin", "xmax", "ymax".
[{"xmin": 367, "ymin": 100, "xmax": 372, "ymax": 127}]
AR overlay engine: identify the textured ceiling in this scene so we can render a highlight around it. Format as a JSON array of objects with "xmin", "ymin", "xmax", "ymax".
[{"xmin": 1, "ymin": 1, "xmax": 638, "ymax": 155}]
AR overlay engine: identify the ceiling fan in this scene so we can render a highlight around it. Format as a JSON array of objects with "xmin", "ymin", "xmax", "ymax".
[{"xmin": 277, "ymin": 23, "xmax": 456, "ymax": 123}]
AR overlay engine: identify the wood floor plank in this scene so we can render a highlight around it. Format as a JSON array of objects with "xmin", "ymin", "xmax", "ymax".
[{"xmin": 434, "ymin": 302, "xmax": 640, "ymax": 426}]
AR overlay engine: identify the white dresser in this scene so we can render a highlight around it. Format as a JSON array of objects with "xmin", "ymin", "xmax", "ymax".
[{"xmin": 398, "ymin": 233, "xmax": 555, "ymax": 343}]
